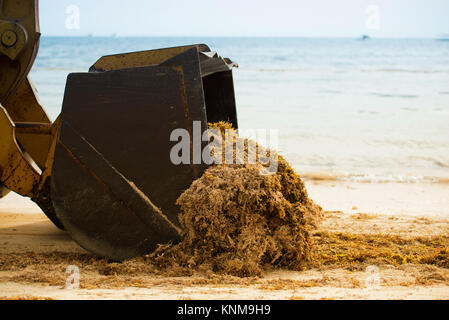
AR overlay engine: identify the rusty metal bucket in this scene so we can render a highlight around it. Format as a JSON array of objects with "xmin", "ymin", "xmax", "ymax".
[
  {"xmin": 0, "ymin": 183, "xmax": 9, "ymax": 199},
  {"xmin": 50, "ymin": 45, "xmax": 238, "ymax": 260}
]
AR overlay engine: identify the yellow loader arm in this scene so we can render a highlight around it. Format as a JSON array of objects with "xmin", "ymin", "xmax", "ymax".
[
  {"xmin": 0, "ymin": 105, "xmax": 40, "ymax": 197},
  {"xmin": 0, "ymin": 0, "xmax": 52, "ymax": 168},
  {"xmin": 0, "ymin": 0, "xmax": 40, "ymax": 102},
  {"xmin": 1, "ymin": 0, "xmax": 239, "ymax": 260},
  {"xmin": 0, "ymin": 0, "xmax": 60, "ymax": 227}
]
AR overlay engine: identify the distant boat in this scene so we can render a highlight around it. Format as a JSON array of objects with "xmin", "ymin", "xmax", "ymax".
[{"xmin": 359, "ymin": 35, "xmax": 371, "ymax": 41}]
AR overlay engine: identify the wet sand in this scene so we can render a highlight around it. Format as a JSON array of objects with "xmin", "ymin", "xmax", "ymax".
[{"xmin": 1, "ymin": 181, "xmax": 448, "ymax": 300}]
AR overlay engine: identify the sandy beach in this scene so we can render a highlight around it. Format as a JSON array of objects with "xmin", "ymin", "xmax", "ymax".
[
  {"xmin": 1, "ymin": 0, "xmax": 449, "ymax": 304},
  {"xmin": 1, "ymin": 180, "xmax": 448, "ymax": 300}
]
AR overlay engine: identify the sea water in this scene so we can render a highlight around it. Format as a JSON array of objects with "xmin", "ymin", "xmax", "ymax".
[{"xmin": 30, "ymin": 37, "xmax": 449, "ymax": 183}]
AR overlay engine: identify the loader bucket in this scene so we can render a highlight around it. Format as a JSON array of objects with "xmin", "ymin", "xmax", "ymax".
[
  {"xmin": 50, "ymin": 45, "xmax": 238, "ymax": 260},
  {"xmin": 0, "ymin": 184, "xmax": 9, "ymax": 199}
]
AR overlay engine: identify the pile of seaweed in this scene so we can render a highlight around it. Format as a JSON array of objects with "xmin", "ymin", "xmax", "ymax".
[{"xmin": 147, "ymin": 123, "xmax": 323, "ymax": 277}]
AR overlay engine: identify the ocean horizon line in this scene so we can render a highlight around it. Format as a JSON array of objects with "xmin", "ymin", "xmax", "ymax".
[{"xmin": 40, "ymin": 35, "xmax": 446, "ymax": 41}]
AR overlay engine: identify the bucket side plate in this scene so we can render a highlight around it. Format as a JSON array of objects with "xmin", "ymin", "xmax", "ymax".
[{"xmin": 52, "ymin": 60, "xmax": 207, "ymax": 260}]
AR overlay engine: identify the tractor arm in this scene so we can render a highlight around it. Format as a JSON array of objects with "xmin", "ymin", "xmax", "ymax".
[{"xmin": 0, "ymin": 0, "xmax": 53, "ymax": 199}]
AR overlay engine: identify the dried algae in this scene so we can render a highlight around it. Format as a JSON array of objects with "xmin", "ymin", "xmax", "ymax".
[
  {"xmin": 1, "ymin": 233, "xmax": 448, "ymax": 289},
  {"xmin": 146, "ymin": 122, "xmax": 323, "ymax": 277},
  {"xmin": 312, "ymin": 232, "xmax": 449, "ymax": 269}
]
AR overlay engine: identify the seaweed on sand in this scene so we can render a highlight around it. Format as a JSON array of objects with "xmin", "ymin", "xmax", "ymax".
[{"xmin": 146, "ymin": 123, "xmax": 323, "ymax": 277}]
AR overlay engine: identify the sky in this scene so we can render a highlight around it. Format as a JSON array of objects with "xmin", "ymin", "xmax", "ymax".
[{"xmin": 39, "ymin": 0, "xmax": 449, "ymax": 38}]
